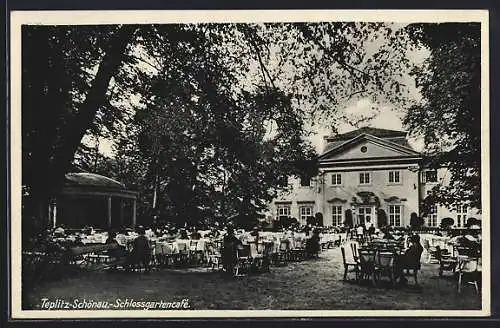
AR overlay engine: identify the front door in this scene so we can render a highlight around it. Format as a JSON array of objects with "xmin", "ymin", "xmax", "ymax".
[{"xmin": 358, "ymin": 206, "xmax": 372, "ymax": 226}]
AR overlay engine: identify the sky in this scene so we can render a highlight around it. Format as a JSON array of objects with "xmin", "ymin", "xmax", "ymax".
[{"xmin": 307, "ymin": 97, "xmax": 425, "ymax": 154}]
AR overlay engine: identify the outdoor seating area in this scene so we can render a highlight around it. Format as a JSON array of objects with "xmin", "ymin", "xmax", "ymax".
[
  {"xmin": 340, "ymin": 230, "xmax": 482, "ymax": 295},
  {"xmin": 22, "ymin": 225, "xmax": 338, "ymax": 281},
  {"xmin": 23, "ymin": 226, "xmax": 483, "ymax": 311}
]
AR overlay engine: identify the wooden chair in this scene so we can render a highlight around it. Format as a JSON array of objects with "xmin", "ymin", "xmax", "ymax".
[
  {"xmin": 435, "ymin": 246, "xmax": 457, "ymax": 277},
  {"xmin": 457, "ymin": 256, "xmax": 480, "ymax": 294},
  {"xmin": 173, "ymin": 242, "xmax": 189, "ymax": 267},
  {"xmin": 375, "ymin": 251, "xmax": 396, "ymax": 287},
  {"xmin": 358, "ymin": 248, "xmax": 377, "ymax": 284},
  {"xmin": 274, "ymin": 239, "xmax": 289, "ymax": 265},
  {"xmin": 341, "ymin": 246, "xmax": 359, "ymax": 281},
  {"xmin": 234, "ymin": 245, "xmax": 251, "ymax": 277},
  {"xmin": 249, "ymin": 242, "xmax": 264, "ymax": 272},
  {"xmin": 206, "ymin": 242, "xmax": 223, "ymax": 271},
  {"xmin": 349, "ymin": 242, "xmax": 359, "ymax": 263}
]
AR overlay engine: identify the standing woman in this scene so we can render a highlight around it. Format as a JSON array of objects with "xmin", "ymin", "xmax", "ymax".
[{"xmin": 221, "ymin": 226, "xmax": 242, "ymax": 275}]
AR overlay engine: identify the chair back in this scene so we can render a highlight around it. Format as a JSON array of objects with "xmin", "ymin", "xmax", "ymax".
[
  {"xmin": 377, "ymin": 251, "xmax": 395, "ymax": 268},
  {"xmin": 458, "ymin": 257, "xmax": 479, "ymax": 273},
  {"xmin": 349, "ymin": 242, "xmax": 359, "ymax": 260},
  {"xmin": 422, "ymin": 238, "xmax": 431, "ymax": 250},
  {"xmin": 340, "ymin": 246, "xmax": 348, "ymax": 265},
  {"xmin": 358, "ymin": 248, "xmax": 377, "ymax": 264},
  {"xmin": 178, "ymin": 242, "xmax": 188, "ymax": 253},
  {"xmin": 237, "ymin": 244, "xmax": 251, "ymax": 258}
]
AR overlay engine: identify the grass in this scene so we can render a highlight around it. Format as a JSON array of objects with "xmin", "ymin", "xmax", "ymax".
[{"xmin": 23, "ymin": 247, "xmax": 482, "ymax": 311}]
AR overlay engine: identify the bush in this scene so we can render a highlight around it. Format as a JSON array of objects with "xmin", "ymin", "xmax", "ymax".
[
  {"xmin": 410, "ymin": 212, "xmax": 424, "ymax": 229},
  {"xmin": 440, "ymin": 217, "xmax": 454, "ymax": 229},
  {"xmin": 466, "ymin": 217, "xmax": 478, "ymax": 227},
  {"xmin": 314, "ymin": 212, "xmax": 324, "ymax": 226},
  {"xmin": 344, "ymin": 210, "xmax": 353, "ymax": 228},
  {"xmin": 377, "ymin": 209, "xmax": 387, "ymax": 228}
]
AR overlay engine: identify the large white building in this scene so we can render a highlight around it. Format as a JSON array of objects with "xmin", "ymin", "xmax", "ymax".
[{"xmin": 267, "ymin": 127, "xmax": 481, "ymax": 228}]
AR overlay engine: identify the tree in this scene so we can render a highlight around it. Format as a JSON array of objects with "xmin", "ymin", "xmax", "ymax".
[
  {"xmin": 403, "ymin": 23, "xmax": 481, "ymax": 211},
  {"xmin": 22, "ymin": 22, "xmax": 418, "ymax": 231},
  {"xmin": 466, "ymin": 217, "xmax": 479, "ymax": 227},
  {"xmin": 22, "ymin": 25, "xmax": 137, "ymax": 231}
]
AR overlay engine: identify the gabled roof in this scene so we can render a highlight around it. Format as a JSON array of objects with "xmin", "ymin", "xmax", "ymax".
[
  {"xmin": 324, "ymin": 127, "xmax": 407, "ymax": 142},
  {"xmin": 319, "ymin": 132, "xmax": 420, "ymax": 161}
]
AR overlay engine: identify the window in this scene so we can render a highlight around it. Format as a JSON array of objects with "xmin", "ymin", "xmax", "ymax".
[
  {"xmin": 456, "ymin": 204, "xmax": 468, "ymax": 228},
  {"xmin": 423, "ymin": 170, "xmax": 438, "ymax": 183},
  {"xmin": 300, "ymin": 176, "xmax": 312, "ymax": 187},
  {"xmin": 427, "ymin": 205, "xmax": 438, "ymax": 227},
  {"xmin": 331, "ymin": 173, "xmax": 342, "ymax": 186},
  {"xmin": 389, "ymin": 205, "xmax": 402, "ymax": 227},
  {"xmin": 358, "ymin": 207, "xmax": 372, "ymax": 225},
  {"xmin": 276, "ymin": 205, "xmax": 291, "ymax": 218},
  {"xmin": 300, "ymin": 206, "xmax": 313, "ymax": 225},
  {"xmin": 388, "ymin": 171, "xmax": 401, "ymax": 184},
  {"xmin": 331, "ymin": 206, "xmax": 343, "ymax": 226},
  {"xmin": 359, "ymin": 172, "xmax": 370, "ymax": 185}
]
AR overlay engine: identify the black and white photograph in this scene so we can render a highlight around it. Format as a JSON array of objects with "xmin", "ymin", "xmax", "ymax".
[{"xmin": 9, "ymin": 10, "xmax": 490, "ymax": 318}]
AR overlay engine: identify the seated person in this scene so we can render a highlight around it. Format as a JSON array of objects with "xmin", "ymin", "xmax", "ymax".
[
  {"xmin": 208, "ymin": 227, "xmax": 221, "ymax": 239},
  {"xmin": 396, "ymin": 234, "xmax": 424, "ymax": 283},
  {"xmin": 125, "ymin": 226, "xmax": 151, "ymax": 272},
  {"xmin": 178, "ymin": 228, "xmax": 189, "ymax": 240},
  {"xmin": 382, "ymin": 228, "xmax": 395, "ymax": 240},
  {"xmin": 249, "ymin": 227, "xmax": 260, "ymax": 242},
  {"xmin": 106, "ymin": 231, "xmax": 128, "ymax": 259},
  {"xmin": 190, "ymin": 227, "xmax": 202, "ymax": 240},
  {"xmin": 305, "ymin": 229, "xmax": 321, "ymax": 258}
]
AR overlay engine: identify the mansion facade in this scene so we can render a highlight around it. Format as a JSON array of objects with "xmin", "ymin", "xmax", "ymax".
[{"xmin": 267, "ymin": 127, "xmax": 481, "ymax": 228}]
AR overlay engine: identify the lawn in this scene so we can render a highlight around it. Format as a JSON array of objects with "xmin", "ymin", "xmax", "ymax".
[{"xmin": 23, "ymin": 247, "xmax": 482, "ymax": 311}]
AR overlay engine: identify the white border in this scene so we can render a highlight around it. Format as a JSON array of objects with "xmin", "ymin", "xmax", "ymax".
[{"xmin": 10, "ymin": 9, "xmax": 491, "ymax": 319}]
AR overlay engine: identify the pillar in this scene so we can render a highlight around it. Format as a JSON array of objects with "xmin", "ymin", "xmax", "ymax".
[
  {"xmin": 49, "ymin": 199, "xmax": 57, "ymax": 229},
  {"xmin": 132, "ymin": 199, "xmax": 137, "ymax": 227},
  {"xmin": 119, "ymin": 199, "xmax": 124, "ymax": 227},
  {"xmin": 107, "ymin": 196, "xmax": 112, "ymax": 228},
  {"xmin": 52, "ymin": 202, "xmax": 57, "ymax": 229}
]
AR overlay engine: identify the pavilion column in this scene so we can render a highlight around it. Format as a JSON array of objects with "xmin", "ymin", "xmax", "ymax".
[
  {"xmin": 132, "ymin": 199, "xmax": 137, "ymax": 227},
  {"xmin": 119, "ymin": 199, "xmax": 124, "ymax": 227},
  {"xmin": 49, "ymin": 198, "xmax": 57, "ymax": 228},
  {"xmin": 107, "ymin": 196, "xmax": 112, "ymax": 228}
]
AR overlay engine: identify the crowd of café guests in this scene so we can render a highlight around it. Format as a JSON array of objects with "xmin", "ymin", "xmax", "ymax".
[{"xmin": 27, "ymin": 219, "xmax": 480, "ymax": 279}]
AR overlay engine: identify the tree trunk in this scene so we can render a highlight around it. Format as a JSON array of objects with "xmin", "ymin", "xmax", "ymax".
[{"xmin": 49, "ymin": 25, "xmax": 137, "ymax": 195}]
